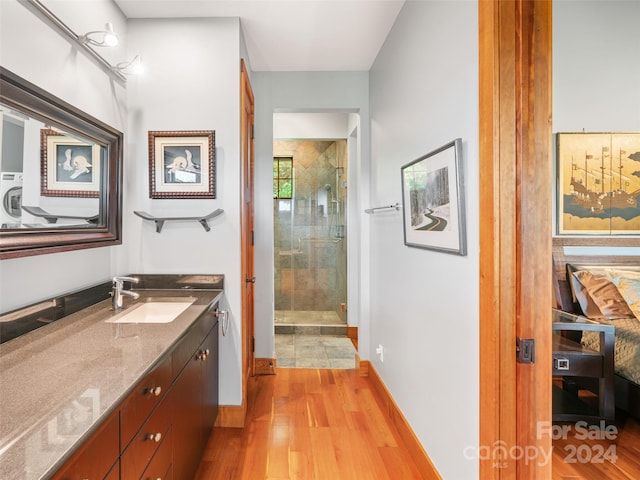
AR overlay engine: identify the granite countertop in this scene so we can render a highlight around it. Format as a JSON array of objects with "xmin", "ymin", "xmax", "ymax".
[{"xmin": 0, "ymin": 288, "xmax": 223, "ymax": 480}]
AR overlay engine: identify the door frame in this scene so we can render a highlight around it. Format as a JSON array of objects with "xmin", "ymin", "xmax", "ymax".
[
  {"xmin": 240, "ymin": 58, "xmax": 256, "ymax": 401},
  {"xmin": 479, "ymin": 1, "xmax": 553, "ymax": 478}
]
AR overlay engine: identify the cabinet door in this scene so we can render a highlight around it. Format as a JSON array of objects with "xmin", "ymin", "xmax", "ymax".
[
  {"xmin": 170, "ymin": 348, "xmax": 203, "ymax": 480},
  {"xmin": 201, "ymin": 321, "xmax": 219, "ymax": 444}
]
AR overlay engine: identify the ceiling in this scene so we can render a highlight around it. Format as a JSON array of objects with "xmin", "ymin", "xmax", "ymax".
[{"xmin": 113, "ymin": 0, "xmax": 405, "ymax": 72}]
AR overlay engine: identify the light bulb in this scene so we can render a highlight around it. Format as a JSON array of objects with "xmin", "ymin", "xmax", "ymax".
[{"xmin": 103, "ymin": 23, "xmax": 118, "ymax": 46}]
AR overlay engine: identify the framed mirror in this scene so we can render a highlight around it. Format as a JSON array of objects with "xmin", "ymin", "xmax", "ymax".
[{"xmin": 0, "ymin": 67, "xmax": 122, "ymax": 259}]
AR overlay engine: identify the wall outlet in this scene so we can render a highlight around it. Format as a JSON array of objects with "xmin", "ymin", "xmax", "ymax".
[{"xmin": 375, "ymin": 344, "xmax": 384, "ymax": 362}]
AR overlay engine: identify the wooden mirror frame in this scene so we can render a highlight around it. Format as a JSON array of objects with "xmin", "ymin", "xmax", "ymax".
[{"xmin": 0, "ymin": 67, "xmax": 122, "ymax": 259}]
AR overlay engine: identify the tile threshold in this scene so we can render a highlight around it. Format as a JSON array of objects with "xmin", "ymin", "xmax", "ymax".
[{"xmin": 275, "ymin": 324, "xmax": 347, "ymax": 336}]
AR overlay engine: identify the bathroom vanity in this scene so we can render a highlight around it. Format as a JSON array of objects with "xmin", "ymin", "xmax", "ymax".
[{"xmin": 0, "ymin": 274, "xmax": 224, "ymax": 480}]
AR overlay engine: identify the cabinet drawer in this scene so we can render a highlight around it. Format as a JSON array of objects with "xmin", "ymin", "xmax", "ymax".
[
  {"xmin": 121, "ymin": 392, "xmax": 173, "ymax": 479},
  {"xmin": 51, "ymin": 410, "xmax": 119, "ymax": 480},
  {"xmin": 553, "ymin": 353, "xmax": 603, "ymax": 377},
  {"xmin": 121, "ymin": 355, "xmax": 172, "ymax": 446},
  {"xmin": 171, "ymin": 303, "xmax": 218, "ymax": 377},
  {"xmin": 140, "ymin": 426, "xmax": 173, "ymax": 480}
]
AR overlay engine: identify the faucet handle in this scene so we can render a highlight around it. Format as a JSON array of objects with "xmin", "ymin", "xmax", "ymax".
[{"xmin": 113, "ymin": 276, "xmax": 139, "ymax": 285}]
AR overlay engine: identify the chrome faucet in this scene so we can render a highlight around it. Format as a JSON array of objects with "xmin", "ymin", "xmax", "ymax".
[{"xmin": 112, "ymin": 276, "xmax": 140, "ymax": 310}]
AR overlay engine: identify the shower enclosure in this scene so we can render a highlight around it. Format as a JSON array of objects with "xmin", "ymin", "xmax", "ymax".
[{"xmin": 273, "ymin": 139, "xmax": 347, "ymax": 334}]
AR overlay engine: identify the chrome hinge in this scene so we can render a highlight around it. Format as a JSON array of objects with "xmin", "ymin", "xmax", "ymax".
[{"xmin": 516, "ymin": 337, "xmax": 535, "ymax": 364}]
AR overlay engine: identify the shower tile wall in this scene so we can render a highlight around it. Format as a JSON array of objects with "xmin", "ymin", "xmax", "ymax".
[{"xmin": 274, "ymin": 139, "xmax": 347, "ymax": 323}]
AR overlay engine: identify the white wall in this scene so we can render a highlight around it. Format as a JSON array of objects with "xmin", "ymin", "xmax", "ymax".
[
  {"xmin": 252, "ymin": 72, "xmax": 370, "ymax": 358},
  {"xmin": 273, "ymin": 113, "xmax": 348, "ymax": 139},
  {"xmin": 0, "ymin": 0, "xmax": 126, "ymax": 313},
  {"xmin": 125, "ymin": 17, "xmax": 245, "ymax": 405},
  {"xmin": 553, "ymin": 1, "xmax": 640, "ymax": 132},
  {"xmin": 368, "ymin": 2, "xmax": 479, "ymax": 479}
]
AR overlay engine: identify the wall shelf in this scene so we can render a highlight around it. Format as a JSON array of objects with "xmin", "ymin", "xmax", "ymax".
[
  {"xmin": 134, "ymin": 209, "xmax": 224, "ymax": 233},
  {"xmin": 22, "ymin": 206, "xmax": 99, "ymax": 224}
]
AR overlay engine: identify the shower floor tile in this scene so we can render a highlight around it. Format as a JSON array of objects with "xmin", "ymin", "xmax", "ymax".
[{"xmin": 275, "ymin": 334, "xmax": 356, "ymax": 369}]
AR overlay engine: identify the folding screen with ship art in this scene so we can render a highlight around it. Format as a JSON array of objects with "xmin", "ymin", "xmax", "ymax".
[{"xmin": 557, "ymin": 133, "xmax": 640, "ymax": 235}]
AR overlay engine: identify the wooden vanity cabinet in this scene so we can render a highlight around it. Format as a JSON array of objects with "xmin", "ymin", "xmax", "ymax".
[
  {"xmin": 51, "ymin": 300, "xmax": 220, "ymax": 480},
  {"xmin": 104, "ymin": 462, "xmax": 119, "ymax": 480},
  {"xmin": 50, "ymin": 410, "xmax": 119, "ymax": 480},
  {"xmin": 171, "ymin": 308, "xmax": 219, "ymax": 480}
]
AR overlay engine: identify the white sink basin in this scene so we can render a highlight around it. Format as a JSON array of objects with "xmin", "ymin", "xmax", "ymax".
[{"xmin": 105, "ymin": 298, "xmax": 196, "ymax": 324}]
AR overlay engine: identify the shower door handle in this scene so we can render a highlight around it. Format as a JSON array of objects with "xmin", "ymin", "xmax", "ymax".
[{"xmin": 245, "ymin": 277, "xmax": 256, "ymax": 283}]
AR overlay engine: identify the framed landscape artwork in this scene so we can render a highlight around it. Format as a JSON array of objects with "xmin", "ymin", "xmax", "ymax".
[
  {"xmin": 401, "ymin": 138, "xmax": 466, "ymax": 255},
  {"xmin": 556, "ymin": 132, "xmax": 640, "ymax": 235}
]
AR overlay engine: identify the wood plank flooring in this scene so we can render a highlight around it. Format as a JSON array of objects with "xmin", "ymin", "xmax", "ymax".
[
  {"xmin": 195, "ymin": 368, "xmax": 640, "ymax": 479},
  {"xmin": 552, "ymin": 411, "xmax": 640, "ymax": 479},
  {"xmin": 195, "ymin": 368, "xmax": 425, "ymax": 480}
]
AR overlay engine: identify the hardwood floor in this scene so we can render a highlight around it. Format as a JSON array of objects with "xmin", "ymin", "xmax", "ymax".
[
  {"xmin": 195, "ymin": 368, "xmax": 425, "ymax": 480},
  {"xmin": 552, "ymin": 411, "xmax": 640, "ymax": 479},
  {"xmin": 195, "ymin": 368, "xmax": 640, "ymax": 479}
]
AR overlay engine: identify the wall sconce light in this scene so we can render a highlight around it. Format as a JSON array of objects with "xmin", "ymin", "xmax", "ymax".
[
  {"xmin": 80, "ymin": 22, "xmax": 119, "ymax": 47},
  {"xmin": 114, "ymin": 55, "xmax": 144, "ymax": 75}
]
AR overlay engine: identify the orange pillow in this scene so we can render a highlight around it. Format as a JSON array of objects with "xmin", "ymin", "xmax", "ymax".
[
  {"xmin": 569, "ymin": 271, "xmax": 605, "ymax": 319},
  {"xmin": 572, "ymin": 270, "xmax": 635, "ymax": 320}
]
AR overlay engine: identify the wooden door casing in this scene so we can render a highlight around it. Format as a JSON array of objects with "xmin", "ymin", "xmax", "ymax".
[{"xmin": 479, "ymin": 1, "xmax": 553, "ymax": 478}]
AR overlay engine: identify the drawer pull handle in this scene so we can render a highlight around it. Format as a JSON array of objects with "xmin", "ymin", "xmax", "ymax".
[
  {"xmin": 554, "ymin": 358, "xmax": 570, "ymax": 370},
  {"xmin": 197, "ymin": 349, "xmax": 211, "ymax": 361},
  {"xmin": 147, "ymin": 386, "xmax": 162, "ymax": 396},
  {"xmin": 146, "ymin": 432, "xmax": 162, "ymax": 442}
]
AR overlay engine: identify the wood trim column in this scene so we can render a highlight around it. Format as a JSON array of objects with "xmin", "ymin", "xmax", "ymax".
[{"xmin": 479, "ymin": 1, "xmax": 552, "ymax": 478}]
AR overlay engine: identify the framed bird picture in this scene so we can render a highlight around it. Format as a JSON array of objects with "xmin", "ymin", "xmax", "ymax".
[
  {"xmin": 40, "ymin": 129, "xmax": 101, "ymax": 197},
  {"xmin": 148, "ymin": 130, "xmax": 216, "ymax": 199}
]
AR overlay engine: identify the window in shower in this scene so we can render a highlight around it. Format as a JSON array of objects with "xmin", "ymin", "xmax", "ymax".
[{"xmin": 273, "ymin": 157, "xmax": 293, "ymax": 199}]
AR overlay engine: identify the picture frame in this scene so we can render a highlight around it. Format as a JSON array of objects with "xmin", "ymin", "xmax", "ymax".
[
  {"xmin": 401, "ymin": 138, "xmax": 466, "ymax": 255},
  {"xmin": 556, "ymin": 132, "xmax": 640, "ymax": 235},
  {"xmin": 40, "ymin": 129, "xmax": 101, "ymax": 197},
  {"xmin": 148, "ymin": 130, "xmax": 216, "ymax": 199}
]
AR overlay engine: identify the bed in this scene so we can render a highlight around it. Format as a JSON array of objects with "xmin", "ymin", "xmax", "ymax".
[{"xmin": 553, "ymin": 245, "xmax": 640, "ymax": 419}]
